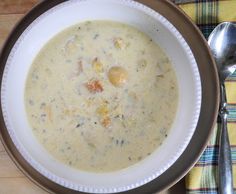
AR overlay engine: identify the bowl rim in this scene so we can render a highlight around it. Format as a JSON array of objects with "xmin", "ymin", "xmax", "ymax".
[{"xmin": 0, "ymin": 0, "xmax": 219, "ymax": 193}]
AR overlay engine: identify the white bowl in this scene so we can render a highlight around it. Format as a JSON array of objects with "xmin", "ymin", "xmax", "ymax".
[{"xmin": 1, "ymin": 0, "xmax": 201, "ymax": 193}]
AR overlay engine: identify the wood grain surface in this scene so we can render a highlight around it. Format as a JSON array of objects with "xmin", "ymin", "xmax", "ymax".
[{"xmin": 0, "ymin": 1, "xmax": 184, "ymax": 193}]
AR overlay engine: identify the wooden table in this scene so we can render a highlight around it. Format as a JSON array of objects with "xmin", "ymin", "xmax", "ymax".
[{"xmin": 0, "ymin": 1, "xmax": 185, "ymax": 193}]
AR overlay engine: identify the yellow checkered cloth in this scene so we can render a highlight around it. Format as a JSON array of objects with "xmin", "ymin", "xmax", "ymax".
[{"xmin": 177, "ymin": 1, "xmax": 236, "ymax": 193}]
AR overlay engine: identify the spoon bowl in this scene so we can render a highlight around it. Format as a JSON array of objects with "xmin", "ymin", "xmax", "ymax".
[{"xmin": 208, "ymin": 22, "xmax": 236, "ymax": 81}]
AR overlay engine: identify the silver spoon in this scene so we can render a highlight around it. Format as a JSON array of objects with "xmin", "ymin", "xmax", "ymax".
[{"xmin": 208, "ymin": 22, "xmax": 236, "ymax": 194}]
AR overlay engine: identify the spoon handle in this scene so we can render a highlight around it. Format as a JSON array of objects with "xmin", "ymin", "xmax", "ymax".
[{"xmin": 219, "ymin": 84, "xmax": 234, "ymax": 194}]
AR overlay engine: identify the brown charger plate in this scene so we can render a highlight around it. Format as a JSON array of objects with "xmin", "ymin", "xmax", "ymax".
[{"xmin": 0, "ymin": 0, "xmax": 219, "ymax": 193}]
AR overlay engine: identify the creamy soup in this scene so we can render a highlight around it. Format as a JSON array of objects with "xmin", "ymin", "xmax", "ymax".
[{"xmin": 25, "ymin": 21, "xmax": 178, "ymax": 172}]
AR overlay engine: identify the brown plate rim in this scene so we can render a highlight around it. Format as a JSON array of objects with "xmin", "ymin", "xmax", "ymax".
[{"xmin": 0, "ymin": 0, "xmax": 219, "ymax": 193}]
